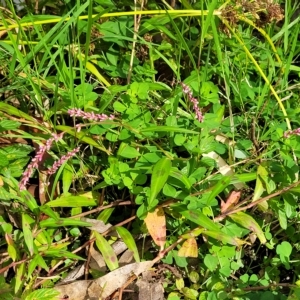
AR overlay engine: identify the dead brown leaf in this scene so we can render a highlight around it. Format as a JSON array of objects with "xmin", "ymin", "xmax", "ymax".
[
  {"xmin": 55, "ymin": 261, "xmax": 154, "ymax": 300},
  {"xmin": 221, "ymin": 190, "xmax": 241, "ymax": 213},
  {"xmin": 144, "ymin": 208, "xmax": 166, "ymax": 250}
]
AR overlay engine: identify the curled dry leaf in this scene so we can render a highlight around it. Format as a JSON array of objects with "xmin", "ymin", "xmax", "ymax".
[
  {"xmin": 144, "ymin": 207, "xmax": 166, "ymax": 250},
  {"xmin": 54, "ymin": 261, "xmax": 154, "ymax": 300}
]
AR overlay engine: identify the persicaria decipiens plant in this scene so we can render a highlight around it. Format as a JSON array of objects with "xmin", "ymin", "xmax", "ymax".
[
  {"xmin": 19, "ymin": 108, "xmax": 115, "ymax": 191},
  {"xmin": 68, "ymin": 108, "xmax": 115, "ymax": 121},
  {"xmin": 284, "ymin": 128, "xmax": 300, "ymax": 138},
  {"xmin": 180, "ymin": 82, "xmax": 204, "ymax": 123},
  {"xmin": 19, "ymin": 132, "xmax": 65, "ymax": 191}
]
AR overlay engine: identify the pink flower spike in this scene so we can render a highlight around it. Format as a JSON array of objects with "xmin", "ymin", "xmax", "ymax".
[
  {"xmin": 19, "ymin": 132, "xmax": 64, "ymax": 191},
  {"xmin": 180, "ymin": 82, "xmax": 204, "ymax": 123},
  {"xmin": 68, "ymin": 108, "xmax": 115, "ymax": 122},
  {"xmin": 284, "ymin": 128, "xmax": 300, "ymax": 138},
  {"xmin": 46, "ymin": 147, "xmax": 80, "ymax": 176}
]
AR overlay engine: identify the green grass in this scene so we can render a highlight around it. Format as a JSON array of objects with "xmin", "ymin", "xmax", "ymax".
[{"xmin": 1, "ymin": 0, "xmax": 300, "ymax": 299}]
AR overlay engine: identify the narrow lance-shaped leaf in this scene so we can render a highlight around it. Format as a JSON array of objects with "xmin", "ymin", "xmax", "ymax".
[
  {"xmin": 229, "ymin": 212, "xmax": 266, "ymax": 244},
  {"xmin": 170, "ymin": 168, "xmax": 191, "ymax": 190},
  {"xmin": 176, "ymin": 207, "xmax": 220, "ymax": 231},
  {"xmin": 94, "ymin": 231, "xmax": 119, "ymax": 271},
  {"xmin": 144, "ymin": 207, "xmax": 166, "ymax": 250},
  {"xmin": 149, "ymin": 157, "xmax": 172, "ymax": 206},
  {"xmin": 40, "ymin": 218, "xmax": 91, "ymax": 228},
  {"xmin": 22, "ymin": 214, "xmax": 34, "ymax": 256},
  {"xmin": 15, "ymin": 262, "xmax": 25, "ymax": 294},
  {"xmin": 204, "ymin": 230, "xmax": 248, "ymax": 247},
  {"xmin": 140, "ymin": 126, "xmax": 199, "ymax": 134},
  {"xmin": 47, "ymin": 195, "xmax": 97, "ymax": 207},
  {"xmin": 6, "ymin": 233, "xmax": 19, "ymax": 261},
  {"xmin": 44, "ymin": 250, "xmax": 84, "ymax": 261},
  {"xmin": 180, "ymin": 228, "xmax": 205, "ymax": 240},
  {"xmin": 98, "ymin": 207, "xmax": 115, "ymax": 224},
  {"xmin": 207, "ymin": 176, "xmax": 231, "ymax": 205},
  {"xmin": 116, "ymin": 226, "xmax": 140, "ymax": 262},
  {"xmin": 252, "ymin": 165, "xmax": 268, "ymax": 211}
]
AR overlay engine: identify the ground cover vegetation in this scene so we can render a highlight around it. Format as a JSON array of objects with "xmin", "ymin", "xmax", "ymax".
[{"xmin": 0, "ymin": 0, "xmax": 300, "ymax": 299}]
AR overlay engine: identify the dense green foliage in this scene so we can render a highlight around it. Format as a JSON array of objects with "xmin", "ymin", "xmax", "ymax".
[{"xmin": 1, "ymin": 0, "xmax": 300, "ymax": 299}]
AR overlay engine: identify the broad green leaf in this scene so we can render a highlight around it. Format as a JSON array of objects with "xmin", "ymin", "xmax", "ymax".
[
  {"xmin": 117, "ymin": 142, "xmax": 140, "ymax": 158},
  {"xmin": 276, "ymin": 241, "xmax": 292, "ymax": 269},
  {"xmin": 40, "ymin": 218, "xmax": 91, "ymax": 228},
  {"xmin": 47, "ymin": 195, "xmax": 97, "ymax": 207},
  {"xmin": 204, "ymin": 254, "xmax": 218, "ymax": 271},
  {"xmin": 252, "ymin": 165, "xmax": 268, "ymax": 211},
  {"xmin": 0, "ymin": 119, "xmax": 20, "ymax": 131},
  {"xmin": 276, "ymin": 241, "xmax": 292, "ymax": 258},
  {"xmin": 22, "ymin": 214, "xmax": 34, "ymax": 256},
  {"xmin": 149, "ymin": 157, "xmax": 172, "ymax": 206},
  {"xmin": 229, "ymin": 212, "xmax": 266, "ymax": 244},
  {"xmin": 116, "ymin": 226, "xmax": 140, "ymax": 262},
  {"xmin": 94, "ymin": 231, "xmax": 119, "ymax": 271},
  {"xmin": 206, "ymin": 176, "xmax": 231, "ymax": 205},
  {"xmin": 176, "ymin": 278, "xmax": 185, "ymax": 290},
  {"xmin": 278, "ymin": 209, "xmax": 287, "ymax": 230},
  {"xmin": 181, "ymin": 287, "xmax": 198, "ymax": 300},
  {"xmin": 0, "ymin": 144, "xmax": 32, "ymax": 160}
]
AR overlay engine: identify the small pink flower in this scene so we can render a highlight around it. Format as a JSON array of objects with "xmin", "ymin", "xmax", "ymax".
[
  {"xmin": 75, "ymin": 124, "xmax": 82, "ymax": 133},
  {"xmin": 68, "ymin": 108, "xmax": 114, "ymax": 122},
  {"xmin": 284, "ymin": 128, "xmax": 300, "ymax": 138},
  {"xmin": 180, "ymin": 82, "xmax": 204, "ymax": 123},
  {"xmin": 19, "ymin": 133, "xmax": 64, "ymax": 191},
  {"xmin": 46, "ymin": 147, "xmax": 80, "ymax": 175}
]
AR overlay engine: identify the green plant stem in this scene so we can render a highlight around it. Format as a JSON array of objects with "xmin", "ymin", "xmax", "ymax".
[{"xmin": 0, "ymin": 10, "xmax": 221, "ymax": 31}]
